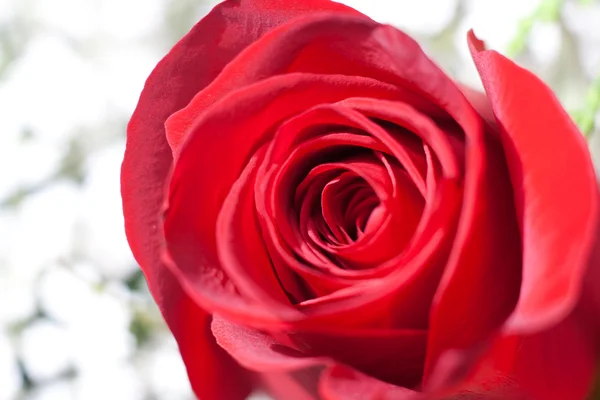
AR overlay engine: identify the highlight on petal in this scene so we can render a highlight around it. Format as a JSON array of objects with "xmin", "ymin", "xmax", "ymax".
[
  {"xmin": 468, "ymin": 30, "xmax": 599, "ymax": 333},
  {"xmin": 211, "ymin": 315, "xmax": 327, "ymax": 372}
]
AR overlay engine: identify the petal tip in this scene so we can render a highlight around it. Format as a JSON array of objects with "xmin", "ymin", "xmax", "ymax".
[{"xmin": 467, "ymin": 30, "xmax": 486, "ymax": 54}]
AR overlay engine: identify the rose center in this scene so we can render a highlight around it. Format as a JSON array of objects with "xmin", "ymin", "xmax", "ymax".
[{"xmin": 316, "ymin": 173, "xmax": 381, "ymax": 246}]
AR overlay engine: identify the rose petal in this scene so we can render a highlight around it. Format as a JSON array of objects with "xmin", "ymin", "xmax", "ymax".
[
  {"xmin": 165, "ymin": 14, "xmax": 446, "ymax": 155},
  {"xmin": 468, "ymin": 30, "xmax": 599, "ymax": 333},
  {"xmin": 423, "ymin": 31, "xmax": 600, "ymax": 399},
  {"xmin": 430, "ymin": 310, "xmax": 596, "ymax": 400},
  {"xmin": 212, "ymin": 315, "xmax": 428, "ymax": 395},
  {"xmin": 211, "ymin": 315, "xmax": 327, "ymax": 371},
  {"xmin": 164, "ymin": 7, "xmax": 368, "ymax": 153},
  {"xmin": 216, "ymin": 146, "xmax": 295, "ymax": 306},
  {"xmin": 320, "ymin": 365, "xmax": 421, "ymax": 400},
  {"xmin": 273, "ymin": 105, "xmax": 428, "ymax": 197},
  {"xmin": 157, "ymin": 287, "xmax": 252, "ymax": 400},
  {"xmin": 260, "ymin": 370, "xmax": 322, "ymax": 400},
  {"xmin": 424, "ymin": 117, "xmax": 521, "ymax": 378},
  {"xmin": 290, "ymin": 328, "xmax": 427, "ymax": 388},
  {"xmin": 340, "ymin": 98, "xmax": 461, "ymax": 180}
]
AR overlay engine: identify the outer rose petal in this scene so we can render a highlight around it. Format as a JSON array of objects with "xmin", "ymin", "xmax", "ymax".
[
  {"xmin": 165, "ymin": 13, "xmax": 445, "ymax": 155},
  {"xmin": 122, "ymin": 1, "xmax": 364, "ymax": 398},
  {"xmin": 468, "ymin": 30, "xmax": 599, "ymax": 333},
  {"xmin": 164, "ymin": 3, "xmax": 365, "ymax": 153},
  {"xmin": 424, "ymin": 32, "xmax": 600, "ymax": 400}
]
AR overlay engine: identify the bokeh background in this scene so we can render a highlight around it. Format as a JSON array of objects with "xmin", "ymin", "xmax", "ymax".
[{"xmin": 1, "ymin": 0, "xmax": 599, "ymax": 399}]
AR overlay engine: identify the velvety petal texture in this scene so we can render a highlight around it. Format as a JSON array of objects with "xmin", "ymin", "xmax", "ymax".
[{"xmin": 122, "ymin": 1, "xmax": 600, "ymax": 399}]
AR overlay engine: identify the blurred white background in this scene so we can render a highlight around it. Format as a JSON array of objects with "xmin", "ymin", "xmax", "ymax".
[{"xmin": 0, "ymin": 0, "xmax": 598, "ymax": 399}]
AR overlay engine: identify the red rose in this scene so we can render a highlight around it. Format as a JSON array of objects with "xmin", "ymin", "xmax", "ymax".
[{"xmin": 121, "ymin": 1, "xmax": 600, "ymax": 399}]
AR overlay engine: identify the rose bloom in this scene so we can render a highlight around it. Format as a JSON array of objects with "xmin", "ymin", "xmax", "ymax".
[{"xmin": 121, "ymin": 1, "xmax": 600, "ymax": 399}]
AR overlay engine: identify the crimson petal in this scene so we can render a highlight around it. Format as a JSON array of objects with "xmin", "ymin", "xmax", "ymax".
[
  {"xmin": 211, "ymin": 315, "xmax": 327, "ymax": 371},
  {"xmin": 424, "ymin": 31, "xmax": 600, "ymax": 399},
  {"xmin": 468, "ymin": 30, "xmax": 599, "ymax": 333},
  {"xmin": 320, "ymin": 365, "xmax": 421, "ymax": 400}
]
